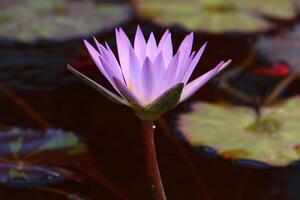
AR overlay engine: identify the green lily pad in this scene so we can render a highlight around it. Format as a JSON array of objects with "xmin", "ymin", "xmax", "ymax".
[
  {"xmin": 177, "ymin": 96, "xmax": 300, "ymax": 167},
  {"xmin": 0, "ymin": 0, "xmax": 132, "ymax": 42},
  {"xmin": 258, "ymin": 25, "xmax": 300, "ymax": 75},
  {"xmin": 135, "ymin": 0, "xmax": 296, "ymax": 33}
]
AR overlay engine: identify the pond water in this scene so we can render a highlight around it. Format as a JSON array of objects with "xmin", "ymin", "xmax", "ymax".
[{"xmin": 0, "ymin": 14, "xmax": 300, "ymax": 200}]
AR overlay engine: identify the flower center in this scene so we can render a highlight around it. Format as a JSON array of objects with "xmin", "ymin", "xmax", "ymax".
[{"xmin": 245, "ymin": 115, "xmax": 281, "ymax": 135}]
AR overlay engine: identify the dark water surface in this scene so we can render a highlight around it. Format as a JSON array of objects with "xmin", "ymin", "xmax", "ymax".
[{"xmin": 0, "ymin": 22, "xmax": 299, "ymax": 200}]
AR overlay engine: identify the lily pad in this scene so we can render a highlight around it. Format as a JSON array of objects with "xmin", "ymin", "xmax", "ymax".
[
  {"xmin": 257, "ymin": 25, "xmax": 300, "ymax": 75},
  {"xmin": 0, "ymin": 128, "xmax": 87, "ymax": 159},
  {"xmin": 0, "ymin": 128, "xmax": 87, "ymax": 186},
  {"xmin": 177, "ymin": 96, "xmax": 300, "ymax": 167},
  {"xmin": 0, "ymin": 0, "xmax": 132, "ymax": 42},
  {"xmin": 0, "ymin": 162, "xmax": 65, "ymax": 186},
  {"xmin": 135, "ymin": 0, "xmax": 296, "ymax": 33}
]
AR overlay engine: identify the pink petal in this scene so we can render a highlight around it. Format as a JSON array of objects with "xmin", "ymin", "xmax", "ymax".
[
  {"xmin": 180, "ymin": 60, "xmax": 231, "ymax": 102},
  {"xmin": 134, "ymin": 26, "xmax": 146, "ymax": 62},
  {"xmin": 183, "ymin": 42, "xmax": 207, "ymax": 83},
  {"xmin": 146, "ymin": 32, "xmax": 158, "ymax": 61}
]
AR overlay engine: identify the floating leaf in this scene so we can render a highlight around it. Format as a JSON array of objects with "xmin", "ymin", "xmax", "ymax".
[
  {"xmin": 0, "ymin": 0, "xmax": 132, "ymax": 42},
  {"xmin": 0, "ymin": 128, "xmax": 87, "ymax": 159},
  {"xmin": 177, "ymin": 96, "xmax": 300, "ymax": 167},
  {"xmin": 135, "ymin": 0, "xmax": 296, "ymax": 33},
  {"xmin": 0, "ymin": 162, "xmax": 66, "ymax": 186},
  {"xmin": 0, "ymin": 128, "xmax": 87, "ymax": 186},
  {"xmin": 257, "ymin": 25, "xmax": 300, "ymax": 75}
]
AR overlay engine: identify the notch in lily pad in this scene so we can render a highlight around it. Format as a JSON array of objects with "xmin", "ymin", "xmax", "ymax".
[{"xmin": 177, "ymin": 96, "xmax": 300, "ymax": 167}]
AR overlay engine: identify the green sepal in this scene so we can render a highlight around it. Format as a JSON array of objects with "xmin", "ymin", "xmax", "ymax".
[
  {"xmin": 67, "ymin": 65, "xmax": 128, "ymax": 106},
  {"xmin": 135, "ymin": 83, "xmax": 184, "ymax": 120}
]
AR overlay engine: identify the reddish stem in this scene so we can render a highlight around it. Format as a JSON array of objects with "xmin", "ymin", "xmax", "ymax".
[
  {"xmin": 0, "ymin": 82, "xmax": 50, "ymax": 129},
  {"xmin": 157, "ymin": 118, "xmax": 211, "ymax": 200},
  {"xmin": 142, "ymin": 120, "xmax": 167, "ymax": 200}
]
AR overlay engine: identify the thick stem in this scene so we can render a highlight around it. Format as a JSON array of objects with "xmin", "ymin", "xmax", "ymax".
[{"xmin": 142, "ymin": 120, "xmax": 167, "ymax": 200}]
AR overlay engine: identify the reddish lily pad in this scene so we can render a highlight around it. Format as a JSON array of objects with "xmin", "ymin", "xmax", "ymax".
[
  {"xmin": 257, "ymin": 25, "xmax": 300, "ymax": 75},
  {"xmin": 0, "ymin": 0, "xmax": 132, "ymax": 42},
  {"xmin": 135, "ymin": 0, "xmax": 296, "ymax": 33},
  {"xmin": 177, "ymin": 96, "xmax": 300, "ymax": 167}
]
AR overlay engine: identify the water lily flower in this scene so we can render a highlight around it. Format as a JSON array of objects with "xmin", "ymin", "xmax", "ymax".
[
  {"xmin": 68, "ymin": 26, "xmax": 231, "ymax": 200},
  {"xmin": 68, "ymin": 27, "xmax": 230, "ymax": 120}
]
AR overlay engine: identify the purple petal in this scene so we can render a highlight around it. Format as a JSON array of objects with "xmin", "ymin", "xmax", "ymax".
[
  {"xmin": 115, "ymin": 28, "xmax": 131, "ymax": 85},
  {"xmin": 93, "ymin": 36, "xmax": 102, "ymax": 52},
  {"xmin": 146, "ymin": 32, "xmax": 158, "ymax": 61},
  {"xmin": 128, "ymin": 47, "xmax": 143, "ymax": 98},
  {"xmin": 99, "ymin": 55, "xmax": 124, "ymax": 84},
  {"xmin": 134, "ymin": 26, "xmax": 146, "ymax": 62},
  {"xmin": 151, "ymin": 53, "xmax": 165, "ymax": 96},
  {"xmin": 84, "ymin": 39, "xmax": 111, "ymax": 82},
  {"xmin": 180, "ymin": 60, "xmax": 231, "ymax": 102},
  {"xmin": 177, "ymin": 33, "xmax": 193, "ymax": 57},
  {"xmin": 176, "ymin": 34, "xmax": 194, "ymax": 80},
  {"xmin": 97, "ymin": 43, "xmax": 123, "ymax": 79},
  {"xmin": 140, "ymin": 57, "xmax": 154, "ymax": 104},
  {"xmin": 158, "ymin": 30, "xmax": 173, "ymax": 65},
  {"xmin": 104, "ymin": 42, "xmax": 123, "ymax": 69},
  {"xmin": 183, "ymin": 42, "xmax": 207, "ymax": 83},
  {"xmin": 113, "ymin": 77, "xmax": 142, "ymax": 108},
  {"xmin": 175, "ymin": 51, "xmax": 196, "ymax": 82},
  {"xmin": 158, "ymin": 52, "xmax": 180, "ymax": 95}
]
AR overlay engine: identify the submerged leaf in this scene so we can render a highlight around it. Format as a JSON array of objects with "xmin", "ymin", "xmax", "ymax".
[
  {"xmin": 0, "ymin": 162, "xmax": 65, "ymax": 186},
  {"xmin": 8, "ymin": 168, "xmax": 27, "ymax": 179},
  {"xmin": 0, "ymin": 128, "xmax": 87, "ymax": 157},
  {"xmin": 177, "ymin": 97, "xmax": 300, "ymax": 167},
  {"xmin": 10, "ymin": 138, "xmax": 23, "ymax": 156},
  {"xmin": 135, "ymin": 0, "xmax": 296, "ymax": 33},
  {"xmin": 0, "ymin": 128, "xmax": 87, "ymax": 186}
]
